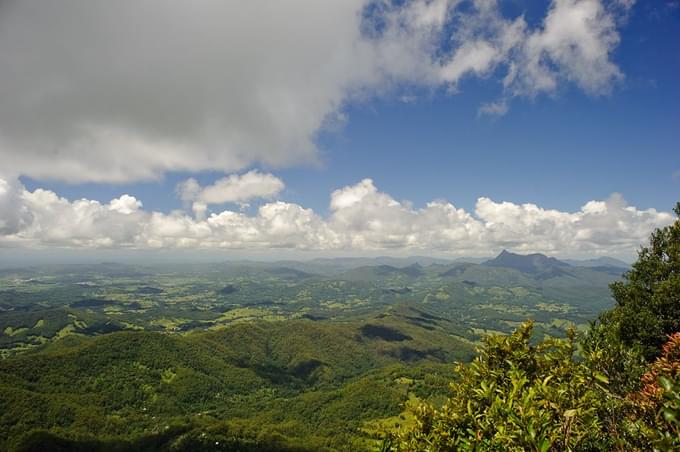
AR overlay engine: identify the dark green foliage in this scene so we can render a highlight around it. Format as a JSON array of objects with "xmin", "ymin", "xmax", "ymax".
[
  {"xmin": 360, "ymin": 324, "xmax": 412, "ymax": 341},
  {"xmin": 70, "ymin": 299, "xmax": 116, "ymax": 308},
  {"xmin": 605, "ymin": 202, "xmax": 680, "ymax": 360},
  {"xmin": 14, "ymin": 424, "xmax": 311, "ymax": 452},
  {"xmin": 580, "ymin": 321, "xmax": 647, "ymax": 396},
  {"xmin": 649, "ymin": 376, "xmax": 680, "ymax": 451}
]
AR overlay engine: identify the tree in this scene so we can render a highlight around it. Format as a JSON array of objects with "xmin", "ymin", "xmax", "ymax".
[{"xmin": 606, "ymin": 202, "xmax": 680, "ymax": 360}]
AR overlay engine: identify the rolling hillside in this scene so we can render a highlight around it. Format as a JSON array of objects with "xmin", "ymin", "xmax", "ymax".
[{"xmin": 0, "ymin": 314, "xmax": 473, "ymax": 451}]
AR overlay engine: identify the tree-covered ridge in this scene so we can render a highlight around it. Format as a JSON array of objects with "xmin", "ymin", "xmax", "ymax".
[
  {"xmin": 388, "ymin": 203, "xmax": 680, "ymax": 451},
  {"xmin": 0, "ymin": 314, "xmax": 473, "ymax": 451}
]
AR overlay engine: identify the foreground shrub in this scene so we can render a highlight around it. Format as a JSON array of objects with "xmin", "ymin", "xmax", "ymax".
[
  {"xmin": 630, "ymin": 332, "xmax": 680, "ymax": 451},
  {"xmin": 387, "ymin": 322, "xmax": 648, "ymax": 451}
]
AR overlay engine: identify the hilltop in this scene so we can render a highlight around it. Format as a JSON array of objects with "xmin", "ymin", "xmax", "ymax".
[{"xmin": 483, "ymin": 250, "xmax": 571, "ymax": 277}]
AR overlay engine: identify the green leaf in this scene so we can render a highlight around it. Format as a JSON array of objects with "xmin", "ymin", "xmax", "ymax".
[
  {"xmin": 659, "ymin": 376, "xmax": 673, "ymax": 392},
  {"xmin": 593, "ymin": 372, "xmax": 609, "ymax": 384},
  {"xmin": 662, "ymin": 407, "xmax": 678, "ymax": 424}
]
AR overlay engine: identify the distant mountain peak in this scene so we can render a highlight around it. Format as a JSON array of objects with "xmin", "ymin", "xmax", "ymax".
[{"xmin": 484, "ymin": 250, "xmax": 571, "ymax": 278}]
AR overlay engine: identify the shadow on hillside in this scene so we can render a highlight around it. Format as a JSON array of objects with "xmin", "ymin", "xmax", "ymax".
[{"xmin": 15, "ymin": 427, "xmax": 313, "ymax": 452}]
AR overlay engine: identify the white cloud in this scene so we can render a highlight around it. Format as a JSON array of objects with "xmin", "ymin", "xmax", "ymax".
[
  {"xmin": 17, "ymin": 189, "xmax": 144, "ymax": 248},
  {"xmin": 507, "ymin": 0, "xmax": 624, "ymax": 97},
  {"xmin": 474, "ymin": 192, "xmax": 670, "ymax": 255},
  {"xmin": 0, "ymin": 176, "xmax": 32, "ymax": 235},
  {"xmin": 0, "ymin": 0, "xmax": 632, "ymax": 183},
  {"xmin": 329, "ymin": 179, "xmax": 484, "ymax": 251},
  {"xmin": 108, "ymin": 195, "xmax": 142, "ymax": 214},
  {"xmin": 177, "ymin": 171, "xmax": 285, "ymax": 219},
  {"xmin": 0, "ymin": 175, "xmax": 672, "ymax": 258}
]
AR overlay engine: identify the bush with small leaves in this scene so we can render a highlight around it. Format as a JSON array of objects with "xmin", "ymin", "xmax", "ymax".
[{"xmin": 387, "ymin": 322, "xmax": 646, "ymax": 451}]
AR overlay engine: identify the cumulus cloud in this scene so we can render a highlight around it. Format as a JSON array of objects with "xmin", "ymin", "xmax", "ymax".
[
  {"xmin": 108, "ymin": 195, "xmax": 143, "ymax": 215},
  {"xmin": 177, "ymin": 171, "xmax": 285, "ymax": 218},
  {"xmin": 506, "ymin": 0, "xmax": 624, "ymax": 97},
  {"xmin": 16, "ymin": 189, "xmax": 145, "ymax": 248},
  {"xmin": 0, "ymin": 175, "xmax": 672, "ymax": 258},
  {"xmin": 0, "ymin": 0, "xmax": 632, "ymax": 183},
  {"xmin": 329, "ymin": 179, "xmax": 484, "ymax": 251},
  {"xmin": 0, "ymin": 176, "xmax": 32, "ymax": 235},
  {"xmin": 473, "ymin": 192, "xmax": 669, "ymax": 255}
]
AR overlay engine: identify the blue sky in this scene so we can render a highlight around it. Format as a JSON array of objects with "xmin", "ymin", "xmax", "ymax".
[
  {"xmin": 20, "ymin": 0, "xmax": 679, "ymax": 215},
  {"xmin": 1, "ymin": 0, "xmax": 679, "ymax": 259}
]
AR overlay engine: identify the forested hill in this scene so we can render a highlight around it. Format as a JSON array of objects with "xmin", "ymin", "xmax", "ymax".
[{"xmin": 0, "ymin": 314, "xmax": 473, "ymax": 451}]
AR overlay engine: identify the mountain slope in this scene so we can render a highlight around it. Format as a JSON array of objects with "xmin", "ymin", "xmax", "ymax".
[
  {"xmin": 484, "ymin": 250, "xmax": 571, "ymax": 278},
  {"xmin": 563, "ymin": 257, "xmax": 630, "ymax": 269},
  {"xmin": 0, "ymin": 317, "xmax": 473, "ymax": 451}
]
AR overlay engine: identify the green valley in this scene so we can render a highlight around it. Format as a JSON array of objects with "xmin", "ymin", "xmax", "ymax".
[{"xmin": 0, "ymin": 253, "xmax": 628, "ymax": 450}]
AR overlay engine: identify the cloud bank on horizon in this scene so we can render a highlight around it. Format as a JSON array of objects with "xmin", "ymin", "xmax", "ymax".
[
  {"xmin": 0, "ymin": 0, "xmax": 631, "ymax": 183},
  {"xmin": 0, "ymin": 175, "xmax": 673, "ymax": 258}
]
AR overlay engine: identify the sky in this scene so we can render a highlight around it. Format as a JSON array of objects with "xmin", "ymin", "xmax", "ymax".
[{"xmin": 0, "ymin": 0, "xmax": 679, "ymax": 262}]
